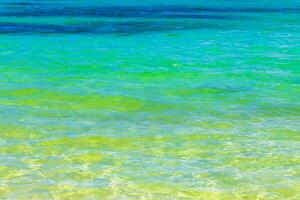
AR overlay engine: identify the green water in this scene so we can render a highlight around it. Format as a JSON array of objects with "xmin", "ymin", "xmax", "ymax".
[{"xmin": 0, "ymin": 0, "xmax": 300, "ymax": 199}]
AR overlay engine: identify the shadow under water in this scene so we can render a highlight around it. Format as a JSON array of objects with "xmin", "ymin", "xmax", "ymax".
[
  {"xmin": 1, "ymin": 2, "xmax": 298, "ymax": 35},
  {"xmin": 0, "ymin": 20, "xmax": 235, "ymax": 35}
]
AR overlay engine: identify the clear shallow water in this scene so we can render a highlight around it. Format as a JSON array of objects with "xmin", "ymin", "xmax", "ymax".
[{"xmin": 0, "ymin": 0, "xmax": 300, "ymax": 199}]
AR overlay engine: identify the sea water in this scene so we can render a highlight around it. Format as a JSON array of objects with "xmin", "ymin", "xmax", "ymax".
[{"xmin": 0, "ymin": 0, "xmax": 299, "ymax": 199}]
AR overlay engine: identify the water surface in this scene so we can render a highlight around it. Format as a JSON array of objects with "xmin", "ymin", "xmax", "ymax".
[{"xmin": 0, "ymin": 0, "xmax": 300, "ymax": 199}]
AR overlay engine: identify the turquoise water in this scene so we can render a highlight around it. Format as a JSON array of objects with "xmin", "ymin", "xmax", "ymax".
[{"xmin": 0, "ymin": 0, "xmax": 300, "ymax": 199}]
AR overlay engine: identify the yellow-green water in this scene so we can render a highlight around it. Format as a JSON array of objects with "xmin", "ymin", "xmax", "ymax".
[{"xmin": 0, "ymin": 0, "xmax": 300, "ymax": 199}]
